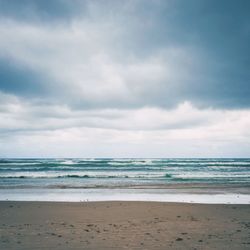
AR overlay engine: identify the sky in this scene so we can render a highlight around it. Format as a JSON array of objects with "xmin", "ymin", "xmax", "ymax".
[{"xmin": 0, "ymin": 0, "xmax": 249, "ymax": 158}]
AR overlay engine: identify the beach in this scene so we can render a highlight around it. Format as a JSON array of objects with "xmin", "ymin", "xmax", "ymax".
[
  {"xmin": 0, "ymin": 201, "xmax": 249, "ymax": 250},
  {"xmin": 1, "ymin": 158, "xmax": 249, "ymax": 249}
]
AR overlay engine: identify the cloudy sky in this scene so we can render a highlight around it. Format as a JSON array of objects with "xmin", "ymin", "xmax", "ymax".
[{"xmin": 0, "ymin": 0, "xmax": 249, "ymax": 157}]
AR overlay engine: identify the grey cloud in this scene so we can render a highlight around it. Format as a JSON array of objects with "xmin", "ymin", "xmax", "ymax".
[
  {"xmin": 0, "ymin": 58, "xmax": 51, "ymax": 97},
  {"xmin": 124, "ymin": 0, "xmax": 250, "ymax": 108},
  {"xmin": 0, "ymin": 0, "xmax": 86, "ymax": 23},
  {"xmin": 0, "ymin": 0, "xmax": 249, "ymax": 110}
]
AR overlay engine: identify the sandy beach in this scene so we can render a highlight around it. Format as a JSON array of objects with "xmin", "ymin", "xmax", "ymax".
[{"xmin": 0, "ymin": 201, "xmax": 249, "ymax": 250}]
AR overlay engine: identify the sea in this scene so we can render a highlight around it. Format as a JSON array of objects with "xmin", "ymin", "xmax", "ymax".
[{"xmin": 0, "ymin": 158, "xmax": 250, "ymax": 204}]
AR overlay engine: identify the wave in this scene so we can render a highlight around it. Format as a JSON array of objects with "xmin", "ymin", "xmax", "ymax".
[
  {"xmin": 174, "ymin": 172, "xmax": 250, "ymax": 178},
  {"xmin": 59, "ymin": 174, "xmax": 90, "ymax": 178},
  {"xmin": 0, "ymin": 158, "xmax": 250, "ymax": 186},
  {"xmin": 0, "ymin": 175, "xmax": 128, "ymax": 179},
  {"xmin": 1, "ymin": 172, "xmax": 249, "ymax": 180},
  {"xmin": 1, "ymin": 159, "xmax": 250, "ymax": 170},
  {"xmin": 3, "ymin": 166, "xmax": 157, "ymax": 172},
  {"xmin": 0, "ymin": 171, "xmax": 170, "ymax": 179}
]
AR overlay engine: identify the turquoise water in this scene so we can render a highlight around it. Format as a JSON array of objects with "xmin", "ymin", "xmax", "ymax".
[{"xmin": 0, "ymin": 158, "xmax": 250, "ymax": 189}]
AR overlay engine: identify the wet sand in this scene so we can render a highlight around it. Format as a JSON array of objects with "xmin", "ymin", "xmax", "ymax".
[{"xmin": 0, "ymin": 201, "xmax": 249, "ymax": 249}]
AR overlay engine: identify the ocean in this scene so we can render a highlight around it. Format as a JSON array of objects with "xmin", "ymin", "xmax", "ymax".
[{"xmin": 0, "ymin": 158, "xmax": 250, "ymax": 203}]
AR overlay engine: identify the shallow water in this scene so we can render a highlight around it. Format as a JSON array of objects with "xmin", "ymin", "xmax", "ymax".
[{"xmin": 0, "ymin": 188, "xmax": 249, "ymax": 204}]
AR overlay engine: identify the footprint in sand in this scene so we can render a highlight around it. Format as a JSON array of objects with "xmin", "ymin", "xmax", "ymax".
[{"xmin": 176, "ymin": 237, "xmax": 183, "ymax": 241}]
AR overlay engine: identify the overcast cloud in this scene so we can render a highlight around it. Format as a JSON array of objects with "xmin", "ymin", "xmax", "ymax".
[{"xmin": 0, "ymin": 0, "xmax": 249, "ymax": 157}]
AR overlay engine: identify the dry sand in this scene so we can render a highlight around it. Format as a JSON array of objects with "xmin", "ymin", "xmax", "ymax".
[{"xmin": 0, "ymin": 201, "xmax": 249, "ymax": 249}]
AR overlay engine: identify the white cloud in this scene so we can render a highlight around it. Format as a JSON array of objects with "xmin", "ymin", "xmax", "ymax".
[{"xmin": 0, "ymin": 94, "xmax": 250, "ymax": 157}]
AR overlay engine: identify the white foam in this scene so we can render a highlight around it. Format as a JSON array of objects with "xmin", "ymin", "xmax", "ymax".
[{"xmin": 0, "ymin": 171, "xmax": 166, "ymax": 178}]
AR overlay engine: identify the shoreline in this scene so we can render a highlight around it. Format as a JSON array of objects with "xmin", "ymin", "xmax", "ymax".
[
  {"xmin": 1, "ymin": 182, "xmax": 250, "ymax": 189},
  {"xmin": 1, "ymin": 201, "xmax": 249, "ymax": 249},
  {"xmin": 0, "ymin": 187, "xmax": 249, "ymax": 204}
]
